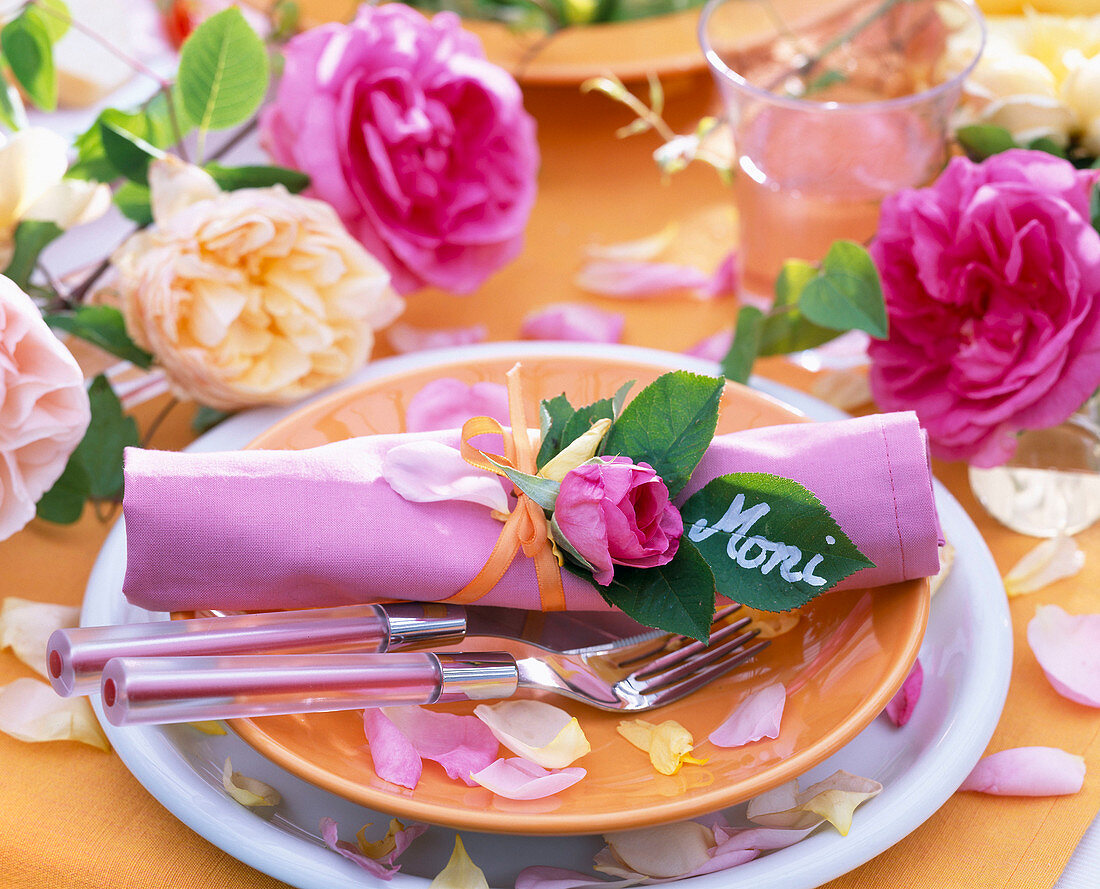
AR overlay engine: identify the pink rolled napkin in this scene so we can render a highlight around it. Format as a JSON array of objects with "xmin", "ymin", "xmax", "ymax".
[{"xmin": 122, "ymin": 412, "xmax": 941, "ymax": 613}]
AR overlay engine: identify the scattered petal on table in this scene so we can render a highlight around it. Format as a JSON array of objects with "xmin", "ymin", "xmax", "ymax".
[
  {"xmin": 583, "ymin": 224, "xmax": 678, "ymax": 262},
  {"xmin": 222, "ymin": 757, "xmax": 280, "ymax": 808},
  {"xmin": 810, "ymin": 368, "xmax": 873, "ymax": 412},
  {"xmin": 383, "ymin": 441, "xmax": 509, "ymax": 514},
  {"xmin": 712, "ymin": 822, "xmax": 818, "ymax": 852},
  {"xmin": 0, "ymin": 677, "xmax": 108, "ymax": 750},
  {"xmin": 363, "ymin": 708, "xmax": 423, "ymax": 789},
  {"xmin": 429, "ymin": 836, "xmax": 489, "ymax": 889},
  {"xmin": 387, "ymin": 321, "xmax": 488, "ymax": 354},
  {"xmin": 885, "ymin": 659, "xmax": 923, "ymax": 727},
  {"xmin": 521, "ymin": 303, "xmax": 624, "ymax": 344},
  {"xmin": 696, "ymin": 250, "xmax": 739, "ymax": 300},
  {"xmin": 959, "ymin": 747, "xmax": 1086, "ymax": 796},
  {"xmin": 405, "ymin": 379, "xmax": 509, "ymax": 433},
  {"xmin": 0, "ymin": 597, "xmax": 80, "ymax": 678},
  {"xmin": 683, "ymin": 329, "xmax": 733, "ymax": 364},
  {"xmin": 384, "ymin": 705, "xmax": 500, "ymax": 785},
  {"xmin": 1004, "ymin": 536, "xmax": 1085, "ymax": 597},
  {"xmin": 708, "ymin": 682, "xmax": 786, "ymax": 748},
  {"xmin": 470, "ymin": 757, "xmax": 586, "ymax": 799},
  {"xmin": 930, "ymin": 542, "xmax": 955, "ymax": 597},
  {"xmin": 747, "ymin": 770, "xmax": 882, "ymax": 835},
  {"xmin": 474, "ymin": 700, "xmax": 590, "ymax": 769},
  {"xmin": 574, "ymin": 260, "xmax": 710, "ymax": 298},
  {"xmin": 617, "ymin": 718, "xmax": 707, "ymax": 775},
  {"xmin": 602, "ymin": 822, "xmax": 714, "ymax": 878},
  {"xmin": 1026, "ymin": 605, "xmax": 1100, "ymax": 707}
]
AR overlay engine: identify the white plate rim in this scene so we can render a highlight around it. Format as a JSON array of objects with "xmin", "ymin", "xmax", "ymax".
[{"xmin": 83, "ymin": 341, "xmax": 1013, "ymax": 889}]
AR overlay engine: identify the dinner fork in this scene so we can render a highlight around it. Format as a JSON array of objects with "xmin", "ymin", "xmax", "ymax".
[{"xmin": 100, "ymin": 607, "xmax": 769, "ymax": 725}]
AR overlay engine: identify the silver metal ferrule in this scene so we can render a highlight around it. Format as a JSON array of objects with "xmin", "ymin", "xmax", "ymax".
[
  {"xmin": 436, "ymin": 652, "xmax": 519, "ymax": 702},
  {"xmin": 381, "ymin": 603, "xmax": 467, "ymax": 650}
]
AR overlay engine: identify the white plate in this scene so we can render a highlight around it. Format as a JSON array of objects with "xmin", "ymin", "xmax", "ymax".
[{"xmin": 84, "ymin": 342, "xmax": 1013, "ymax": 888}]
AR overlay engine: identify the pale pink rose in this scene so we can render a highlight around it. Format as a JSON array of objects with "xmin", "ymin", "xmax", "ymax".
[
  {"xmin": 868, "ymin": 150, "xmax": 1100, "ymax": 466},
  {"xmin": 111, "ymin": 159, "xmax": 402, "ymax": 411},
  {"xmin": 0, "ymin": 276, "xmax": 90, "ymax": 540},
  {"xmin": 260, "ymin": 4, "xmax": 538, "ymax": 296},
  {"xmin": 554, "ymin": 456, "xmax": 682, "ymax": 586}
]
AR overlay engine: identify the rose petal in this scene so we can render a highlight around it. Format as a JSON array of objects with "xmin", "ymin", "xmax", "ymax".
[
  {"xmin": 521, "ymin": 304, "xmax": 624, "ymax": 344},
  {"xmin": 697, "ymin": 250, "xmax": 739, "ymax": 300},
  {"xmin": 221, "ymin": 757, "xmax": 280, "ymax": 807},
  {"xmin": 574, "ymin": 260, "xmax": 710, "ymax": 298},
  {"xmin": 188, "ymin": 720, "xmax": 226, "ymax": 735},
  {"xmin": 617, "ymin": 719, "xmax": 706, "ymax": 775},
  {"xmin": 1026, "ymin": 605, "xmax": 1100, "ymax": 707},
  {"xmin": 474, "ymin": 700, "xmax": 590, "ymax": 769},
  {"xmin": 516, "ymin": 866, "xmax": 638, "ymax": 889},
  {"xmin": 0, "ymin": 597, "xmax": 80, "ymax": 677},
  {"xmin": 363, "ymin": 708, "xmax": 423, "ymax": 788},
  {"xmin": 320, "ymin": 816, "xmax": 417, "ymax": 878},
  {"xmin": 708, "ymin": 682, "xmax": 786, "ymax": 747},
  {"xmin": 930, "ymin": 542, "xmax": 955, "ymax": 597},
  {"xmin": 885, "ymin": 659, "xmax": 923, "ymax": 727},
  {"xmin": 603, "ymin": 822, "xmax": 714, "ymax": 878},
  {"xmin": 712, "ymin": 822, "xmax": 818, "ymax": 852},
  {"xmin": 0, "ymin": 677, "xmax": 108, "ymax": 750},
  {"xmin": 470, "ymin": 757, "xmax": 586, "ymax": 799},
  {"xmin": 382, "ymin": 705, "xmax": 500, "ymax": 785},
  {"xmin": 387, "ymin": 321, "xmax": 488, "ymax": 354},
  {"xmin": 584, "ymin": 225, "xmax": 678, "ymax": 262},
  {"xmin": 356, "ymin": 817, "xmax": 428, "ymax": 863},
  {"xmin": 683, "ymin": 330, "xmax": 733, "ymax": 363},
  {"xmin": 405, "ymin": 379, "xmax": 510, "ymax": 433},
  {"xmin": 959, "ymin": 747, "xmax": 1086, "ymax": 796},
  {"xmin": 747, "ymin": 770, "xmax": 882, "ymax": 835},
  {"xmin": 1004, "ymin": 536, "xmax": 1085, "ymax": 597},
  {"xmin": 429, "ymin": 836, "xmax": 489, "ymax": 889},
  {"xmin": 383, "ymin": 441, "xmax": 509, "ymax": 513}
]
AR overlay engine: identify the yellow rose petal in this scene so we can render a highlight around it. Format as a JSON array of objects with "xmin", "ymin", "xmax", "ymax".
[
  {"xmin": 584, "ymin": 223, "xmax": 679, "ymax": 262},
  {"xmin": 222, "ymin": 757, "xmax": 280, "ymax": 808},
  {"xmin": 429, "ymin": 836, "xmax": 489, "ymax": 889},
  {"xmin": 0, "ymin": 597, "xmax": 81, "ymax": 678},
  {"xmin": 746, "ymin": 769, "xmax": 882, "ymax": 835},
  {"xmin": 188, "ymin": 720, "xmax": 227, "ymax": 735},
  {"xmin": 0, "ymin": 677, "xmax": 109, "ymax": 750},
  {"xmin": 356, "ymin": 819, "xmax": 407, "ymax": 859},
  {"xmin": 617, "ymin": 718, "xmax": 707, "ymax": 776},
  {"xmin": 539, "ymin": 418, "xmax": 613, "ymax": 482},
  {"xmin": 602, "ymin": 822, "xmax": 715, "ymax": 878},
  {"xmin": 474, "ymin": 700, "xmax": 590, "ymax": 769}
]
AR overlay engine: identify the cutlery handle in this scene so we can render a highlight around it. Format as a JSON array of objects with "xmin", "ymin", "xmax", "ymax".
[
  {"xmin": 99, "ymin": 652, "xmax": 519, "ymax": 726},
  {"xmin": 48, "ymin": 603, "xmax": 467, "ymax": 697}
]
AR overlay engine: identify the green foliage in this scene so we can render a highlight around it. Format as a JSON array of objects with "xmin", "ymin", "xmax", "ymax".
[
  {"xmin": 955, "ymin": 124, "xmax": 1017, "ymax": 161},
  {"xmin": 177, "ymin": 7, "xmax": 270, "ymax": 135},
  {"xmin": 799, "ymin": 240, "xmax": 887, "ymax": 338},
  {"xmin": 723, "ymin": 305, "xmax": 763, "ymax": 386},
  {"xmin": 1091, "ymin": 182, "xmax": 1100, "ymax": 237},
  {"xmin": 111, "ymin": 182, "xmax": 153, "ymax": 225},
  {"xmin": 680, "ymin": 473, "xmax": 874, "ymax": 612},
  {"xmin": 2, "ymin": 221, "xmax": 62, "ymax": 289},
  {"xmin": 99, "ymin": 120, "xmax": 165, "ymax": 186},
  {"xmin": 45, "ymin": 305, "xmax": 154, "ymax": 369},
  {"xmin": 1, "ymin": 5, "xmax": 57, "ymax": 111},
  {"xmin": 69, "ymin": 103, "xmax": 182, "ymax": 182},
  {"xmin": 204, "ymin": 163, "xmax": 310, "ymax": 193},
  {"xmin": 535, "ymin": 380, "xmax": 632, "ymax": 469},
  {"xmin": 0, "ymin": 80, "xmax": 27, "ymax": 131},
  {"xmin": 192, "ymin": 405, "xmax": 234, "ymax": 434}
]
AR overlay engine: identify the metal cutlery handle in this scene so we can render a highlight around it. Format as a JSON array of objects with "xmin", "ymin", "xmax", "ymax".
[
  {"xmin": 48, "ymin": 603, "xmax": 467, "ymax": 697},
  {"xmin": 100, "ymin": 652, "xmax": 520, "ymax": 726}
]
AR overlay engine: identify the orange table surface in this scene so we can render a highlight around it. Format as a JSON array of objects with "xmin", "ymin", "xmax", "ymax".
[{"xmin": 2, "ymin": 74, "xmax": 1099, "ymax": 889}]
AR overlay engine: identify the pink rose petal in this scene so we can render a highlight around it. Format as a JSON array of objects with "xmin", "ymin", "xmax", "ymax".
[
  {"xmin": 516, "ymin": 867, "xmax": 633, "ymax": 889},
  {"xmin": 471, "ymin": 757, "xmax": 586, "ymax": 799},
  {"xmin": 387, "ymin": 322, "xmax": 488, "ymax": 354},
  {"xmin": 319, "ymin": 816, "xmax": 426, "ymax": 878},
  {"xmin": 521, "ymin": 304, "xmax": 624, "ymax": 344},
  {"xmin": 1026, "ymin": 605, "xmax": 1100, "ymax": 707},
  {"xmin": 684, "ymin": 330, "xmax": 733, "ymax": 363},
  {"xmin": 363, "ymin": 709, "xmax": 422, "ymax": 789},
  {"xmin": 711, "ymin": 822, "xmax": 818, "ymax": 852},
  {"xmin": 574, "ymin": 260, "xmax": 710, "ymax": 298},
  {"xmin": 697, "ymin": 250, "xmax": 739, "ymax": 300},
  {"xmin": 708, "ymin": 682, "xmax": 786, "ymax": 747},
  {"xmin": 383, "ymin": 705, "xmax": 500, "ymax": 785},
  {"xmin": 959, "ymin": 746, "xmax": 1086, "ymax": 796},
  {"xmin": 885, "ymin": 659, "xmax": 923, "ymax": 727},
  {"xmin": 405, "ymin": 379, "xmax": 510, "ymax": 433}
]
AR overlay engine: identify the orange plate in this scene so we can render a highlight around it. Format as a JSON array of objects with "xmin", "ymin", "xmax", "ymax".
[{"xmin": 228, "ymin": 352, "xmax": 929, "ymax": 835}]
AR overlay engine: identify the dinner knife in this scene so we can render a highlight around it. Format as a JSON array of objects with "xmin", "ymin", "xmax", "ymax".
[{"xmin": 47, "ymin": 602, "xmax": 661, "ymax": 697}]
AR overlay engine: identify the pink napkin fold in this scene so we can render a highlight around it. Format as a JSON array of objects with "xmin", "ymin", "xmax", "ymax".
[{"xmin": 121, "ymin": 412, "xmax": 941, "ymax": 613}]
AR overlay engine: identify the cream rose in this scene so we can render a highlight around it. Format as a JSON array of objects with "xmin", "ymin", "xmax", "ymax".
[
  {"xmin": 0, "ymin": 275, "xmax": 90, "ymax": 541},
  {"xmin": 111, "ymin": 159, "xmax": 403, "ymax": 411}
]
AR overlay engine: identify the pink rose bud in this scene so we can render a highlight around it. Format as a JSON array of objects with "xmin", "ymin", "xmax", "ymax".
[{"xmin": 554, "ymin": 456, "xmax": 683, "ymax": 586}]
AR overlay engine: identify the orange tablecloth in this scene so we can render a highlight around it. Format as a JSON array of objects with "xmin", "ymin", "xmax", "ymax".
[{"xmin": 2, "ymin": 76, "xmax": 1099, "ymax": 889}]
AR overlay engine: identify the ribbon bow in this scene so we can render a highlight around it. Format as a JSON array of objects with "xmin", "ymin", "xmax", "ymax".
[{"xmin": 445, "ymin": 363, "xmax": 567, "ymax": 611}]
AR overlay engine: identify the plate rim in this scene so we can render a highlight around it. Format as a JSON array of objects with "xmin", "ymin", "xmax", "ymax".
[{"xmin": 85, "ymin": 341, "xmax": 1012, "ymax": 889}]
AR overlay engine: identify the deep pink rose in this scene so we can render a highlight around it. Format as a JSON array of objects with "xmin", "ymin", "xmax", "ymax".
[
  {"xmin": 554, "ymin": 456, "xmax": 683, "ymax": 586},
  {"xmin": 260, "ymin": 3, "xmax": 538, "ymax": 296},
  {"xmin": 868, "ymin": 149, "xmax": 1100, "ymax": 467}
]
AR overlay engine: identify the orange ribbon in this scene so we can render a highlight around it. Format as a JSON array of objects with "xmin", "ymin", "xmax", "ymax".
[{"xmin": 444, "ymin": 364, "xmax": 567, "ymax": 611}]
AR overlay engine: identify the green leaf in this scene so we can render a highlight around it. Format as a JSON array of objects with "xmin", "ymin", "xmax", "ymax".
[
  {"xmin": 681, "ymin": 473, "xmax": 874, "ymax": 612},
  {"xmin": 0, "ymin": 80, "xmax": 27, "ymax": 131},
  {"xmin": 35, "ymin": 458, "xmax": 90, "ymax": 524},
  {"xmin": 602, "ymin": 371, "xmax": 724, "ymax": 497},
  {"xmin": 193, "ymin": 405, "xmax": 233, "ymax": 433},
  {"xmin": 111, "ymin": 181, "xmax": 153, "ymax": 225},
  {"xmin": 1027, "ymin": 136, "xmax": 1066, "ymax": 158},
  {"xmin": 488, "ymin": 458, "xmax": 560, "ymax": 510},
  {"xmin": 721, "ymin": 306, "xmax": 763, "ymax": 385},
  {"xmin": 549, "ymin": 514, "xmax": 595, "ymax": 573},
  {"xmin": 955, "ymin": 124, "xmax": 1016, "ymax": 161},
  {"xmin": 610, "ymin": 380, "xmax": 634, "ymax": 417},
  {"xmin": 45, "ymin": 305, "xmax": 154, "ymax": 369},
  {"xmin": 2, "ymin": 220, "xmax": 63, "ymax": 289},
  {"xmin": 177, "ymin": 7, "xmax": 269, "ymax": 133},
  {"xmin": 36, "ymin": 0, "xmax": 71, "ymax": 41},
  {"xmin": 1, "ymin": 7, "xmax": 57, "ymax": 111},
  {"xmin": 205, "ymin": 162, "xmax": 310, "ymax": 193},
  {"xmin": 561, "ymin": 398, "xmax": 614, "ymax": 454},
  {"xmin": 536, "ymin": 393, "xmax": 576, "ymax": 469},
  {"xmin": 70, "ymin": 103, "xmax": 181, "ymax": 182},
  {"xmin": 99, "ymin": 120, "xmax": 165, "ymax": 186},
  {"xmin": 598, "ymin": 539, "xmax": 716, "ymax": 641},
  {"xmin": 799, "ymin": 240, "xmax": 887, "ymax": 339},
  {"xmin": 1090, "ymin": 182, "xmax": 1100, "ymax": 237},
  {"xmin": 773, "ymin": 259, "xmax": 817, "ymax": 308},
  {"xmin": 71, "ymin": 375, "xmax": 140, "ymax": 500}
]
